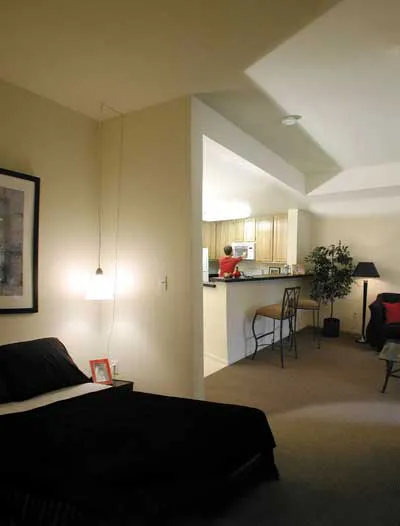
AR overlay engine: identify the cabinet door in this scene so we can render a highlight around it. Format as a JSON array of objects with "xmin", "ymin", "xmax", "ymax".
[
  {"xmin": 255, "ymin": 216, "xmax": 273, "ymax": 261},
  {"xmin": 228, "ymin": 219, "xmax": 244, "ymax": 243},
  {"xmin": 215, "ymin": 221, "xmax": 231, "ymax": 259},
  {"xmin": 273, "ymin": 214, "xmax": 288, "ymax": 263},
  {"xmin": 215, "ymin": 220, "xmax": 244, "ymax": 257},
  {"xmin": 244, "ymin": 218, "xmax": 255, "ymax": 242},
  {"xmin": 202, "ymin": 221, "xmax": 217, "ymax": 259}
]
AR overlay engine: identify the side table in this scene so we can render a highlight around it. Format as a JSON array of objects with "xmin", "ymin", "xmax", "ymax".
[
  {"xmin": 379, "ymin": 341, "xmax": 400, "ymax": 393},
  {"xmin": 111, "ymin": 379, "xmax": 134, "ymax": 392}
]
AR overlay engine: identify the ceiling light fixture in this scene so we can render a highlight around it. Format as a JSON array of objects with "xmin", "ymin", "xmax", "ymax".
[{"xmin": 281, "ymin": 114, "xmax": 302, "ymax": 126}]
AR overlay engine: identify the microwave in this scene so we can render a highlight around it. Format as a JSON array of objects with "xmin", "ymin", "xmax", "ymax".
[{"xmin": 231, "ymin": 242, "xmax": 256, "ymax": 260}]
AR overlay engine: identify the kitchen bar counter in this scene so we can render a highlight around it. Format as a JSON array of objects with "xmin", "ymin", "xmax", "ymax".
[
  {"xmin": 203, "ymin": 274, "xmax": 312, "ymax": 373},
  {"xmin": 211, "ymin": 274, "xmax": 310, "ymax": 283}
]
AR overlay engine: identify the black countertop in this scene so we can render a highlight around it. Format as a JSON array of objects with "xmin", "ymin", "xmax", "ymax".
[{"xmin": 209, "ymin": 274, "xmax": 312, "ymax": 284}]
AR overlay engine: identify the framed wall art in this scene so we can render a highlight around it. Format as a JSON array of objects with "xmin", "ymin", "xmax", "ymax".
[{"xmin": 0, "ymin": 168, "xmax": 40, "ymax": 314}]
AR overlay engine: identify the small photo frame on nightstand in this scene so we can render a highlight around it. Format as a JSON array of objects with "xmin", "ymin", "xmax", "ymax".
[{"xmin": 90, "ymin": 358, "xmax": 113, "ymax": 385}]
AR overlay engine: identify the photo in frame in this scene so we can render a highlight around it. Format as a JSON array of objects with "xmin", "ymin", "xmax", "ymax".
[
  {"xmin": 90, "ymin": 358, "xmax": 113, "ymax": 384},
  {"xmin": 269, "ymin": 267, "xmax": 281, "ymax": 275},
  {"xmin": 0, "ymin": 168, "xmax": 40, "ymax": 313}
]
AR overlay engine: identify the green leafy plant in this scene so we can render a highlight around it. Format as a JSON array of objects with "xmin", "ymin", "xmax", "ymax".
[{"xmin": 305, "ymin": 241, "xmax": 354, "ymax": 318}]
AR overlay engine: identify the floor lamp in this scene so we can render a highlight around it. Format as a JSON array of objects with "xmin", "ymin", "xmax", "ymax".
[{"xmin": 353, "ymin": 262, "xmax": 380, "ymax": 344}]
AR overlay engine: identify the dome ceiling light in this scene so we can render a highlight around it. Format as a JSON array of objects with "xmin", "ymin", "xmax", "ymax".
[{"xmin": 281, "ymin": 114, "xmax": 302, "ymax": 126}]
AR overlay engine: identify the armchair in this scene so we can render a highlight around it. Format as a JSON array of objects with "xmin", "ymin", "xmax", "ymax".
[{"xmin": 366, "ymin": 293, "xmax": 400, "ymax": 350}]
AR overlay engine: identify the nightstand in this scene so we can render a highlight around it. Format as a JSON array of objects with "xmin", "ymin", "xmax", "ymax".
[{"xmin": 111, "ymin": 379, "xmax": 134, "ymax": 392}]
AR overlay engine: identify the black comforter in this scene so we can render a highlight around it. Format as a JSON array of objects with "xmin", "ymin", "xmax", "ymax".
[{"xmin": 0, "ymin": 387, "xmax": 277, "ymax": 525}]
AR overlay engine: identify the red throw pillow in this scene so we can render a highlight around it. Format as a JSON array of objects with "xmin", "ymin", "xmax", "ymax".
[{"xmin": 383, "ymin": 302, "xmax": 400, "ymax": 324}]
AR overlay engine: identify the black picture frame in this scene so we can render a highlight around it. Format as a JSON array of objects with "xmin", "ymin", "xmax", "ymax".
[
  {"xmin": 269, "ymin": 267, "xmax": 281, "ymax": 275},
  {"xmin": 0, "ymin": 168, "xmax": 40, "ymax": 314}
]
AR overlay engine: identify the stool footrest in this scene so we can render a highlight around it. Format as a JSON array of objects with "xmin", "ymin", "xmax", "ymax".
[{"xmin": 253, "ymin": 329, "xmax": 274, "ymax": 341}]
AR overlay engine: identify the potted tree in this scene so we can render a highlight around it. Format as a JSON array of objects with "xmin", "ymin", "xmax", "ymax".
[{"xmin": 305, "ymin": 241, "xmax": 354, "ymax": 337}]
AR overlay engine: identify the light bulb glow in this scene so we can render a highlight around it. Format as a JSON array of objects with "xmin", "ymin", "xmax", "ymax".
[{"xmin": 85, "ymin": 267, "xmax": 114, "ymax": 300}]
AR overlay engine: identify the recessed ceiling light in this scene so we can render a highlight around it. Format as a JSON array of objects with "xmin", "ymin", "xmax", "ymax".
[{"xmin": 281, "ymin": 114, "xmax": 302, "ymax": 126}]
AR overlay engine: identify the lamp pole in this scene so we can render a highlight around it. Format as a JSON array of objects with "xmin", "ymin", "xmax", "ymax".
[
  {"xmin": 353, "ymin": 262, "xmax": 380, "ymax": 345},
  {"xmin": 356, "ymin": 279, "xmax": 368, "ymax": 344}
]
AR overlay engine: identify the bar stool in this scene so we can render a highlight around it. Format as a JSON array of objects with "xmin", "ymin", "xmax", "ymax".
[
  {"xmin": 296, "ymin": 298, "xmax": 321, "ymax": 348},
  {"xmin": 251, "ymin": 286, "xmax": 301, "ymax": 368}
]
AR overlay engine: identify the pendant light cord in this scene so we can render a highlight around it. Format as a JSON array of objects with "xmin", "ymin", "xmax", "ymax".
[
  {"xmin": 97, "ymin": 106, "xmax": 105, "ymax": 271},
  {"xmin": 97, "ymin": 207, "xmax": 102, "ymax": 269},
  {"xmin": 104, "ymin": 106, "xmax": 124, "ymax": 361}
]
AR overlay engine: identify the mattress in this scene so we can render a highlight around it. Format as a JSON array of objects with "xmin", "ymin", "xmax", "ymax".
[{"xmin": 0, "ymin": 382, "xmax": 109, "ymax": 415}]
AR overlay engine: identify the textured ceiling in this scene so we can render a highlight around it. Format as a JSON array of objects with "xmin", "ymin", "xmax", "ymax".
[{"xmin": 0, "ymin": 0, "xmax": 338, "ymax": 118}]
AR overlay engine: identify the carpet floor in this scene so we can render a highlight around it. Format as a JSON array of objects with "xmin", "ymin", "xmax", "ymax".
[{"xmin": 185, "ymin": 331, "xmax": 400, "ymax": 526}]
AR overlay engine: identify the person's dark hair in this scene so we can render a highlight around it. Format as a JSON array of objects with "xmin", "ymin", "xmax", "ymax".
[{"xmin": 224, "ymin": 245, "xmax": 233, "ymax": 256}]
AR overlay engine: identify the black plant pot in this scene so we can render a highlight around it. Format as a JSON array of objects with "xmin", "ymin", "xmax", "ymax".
[{"xmin": 322, "ymin": 317, "xmax": 340, "ymax": 338}]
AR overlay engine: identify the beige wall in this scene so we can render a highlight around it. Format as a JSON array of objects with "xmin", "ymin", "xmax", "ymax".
[
  {"xmin": 297, "ymin": 209, "xmax": 312, "ymax": 264},
  {"xmin": 287, "ymin": 209, "xmax": 312, "ymax": 266},
  {"xmin": 101, "ymin": 98, "xmax": 202, "ymax": 398},
  {"xmin": 312, "ymin": 214, "xmax": 400, "ymax": 334},
  {"xmin": 203, "ymin": 285, "xmax": 228, "ymax": 366},
  {"xmin": 0, "ymin": 82, "xmax": 203, "ymax": 397},
  {"xmin": 0, "ymin": 79, "xmax": 100, "ymax": 374}
]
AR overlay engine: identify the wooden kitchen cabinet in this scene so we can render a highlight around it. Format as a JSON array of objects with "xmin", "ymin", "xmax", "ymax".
[
  {"xmin": 215, "ymin": 220, "xmax": 244, "ymax": 258},
  {"xmin": 202, "ymin": 221, "xmax": 217, "ymax": 259},
  {"xmin": 228, "ymin": 219, "xmax": 244, "ymax": 244},
  {"xmin": 244, "ymin": 218, "xmax": 255, "ymax": 242},
  {"xmin": 209, "ymin": 213, "xmax": 288, "ymax": 262},
  {"xmin": 215, "ymin": 221, "xmax": 230, "ymax": 259},
  {"xmin": 255, "ymin": 216, "xmax": 273, "ymax": 261},
  {"xmin": 273, "ymin": 214, "xmax": 288, "ymax": 263}
]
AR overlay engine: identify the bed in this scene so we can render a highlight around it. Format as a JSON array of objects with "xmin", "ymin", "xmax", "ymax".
[{"xmin": 0, "ymin": 337, "xmax": 278, "ymax": 526}]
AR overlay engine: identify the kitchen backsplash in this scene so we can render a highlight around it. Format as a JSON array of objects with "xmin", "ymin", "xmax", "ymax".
[
  {"xmin": 208, "ymin": 259, "xmax": 286, "ymax": 276},
  {"xmin": 240, "ymin": 261, "xmax": 286, "ymax": 275}
]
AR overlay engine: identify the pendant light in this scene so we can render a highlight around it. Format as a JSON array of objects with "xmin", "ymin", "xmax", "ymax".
[
  {"xmin": 85, "ymin": 211, "xmax": 114, "ymax": 300},
  {"xmin": 86, "ymin": 105, "xmax": 114, "ymax": 300}
]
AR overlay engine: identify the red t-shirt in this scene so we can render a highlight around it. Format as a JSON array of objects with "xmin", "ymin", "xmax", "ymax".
[{"xmin": 219, "ymin": 256, "xmax": 242, "ymax": 277}]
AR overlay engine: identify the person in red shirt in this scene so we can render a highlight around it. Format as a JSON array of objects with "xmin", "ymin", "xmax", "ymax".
[{"xmin": 218, "ymin": 245, "xmax": 244, "ymax": 277}]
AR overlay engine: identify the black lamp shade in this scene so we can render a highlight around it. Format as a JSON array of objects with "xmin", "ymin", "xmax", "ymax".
[{"xmin": 353, "ymin": 262, "xmax": 380, "ymax": 278}]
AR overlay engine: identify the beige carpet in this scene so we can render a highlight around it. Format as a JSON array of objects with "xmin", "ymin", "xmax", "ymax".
[{"xmin": 189, "ymin": 331, "xmax": 400, "ymax": 525}]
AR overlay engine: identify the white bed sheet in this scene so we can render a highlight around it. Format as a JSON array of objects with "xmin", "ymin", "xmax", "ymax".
[{"xmin": 0, "ymin": 382, "xmax": 110, "ymax": 416}]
